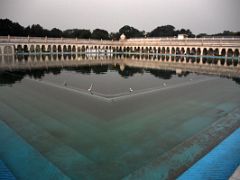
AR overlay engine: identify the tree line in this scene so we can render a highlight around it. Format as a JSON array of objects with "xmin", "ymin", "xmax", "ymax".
[{"xmin": 0, "ymin": 19, "xmax": 239, "ymax": 40}]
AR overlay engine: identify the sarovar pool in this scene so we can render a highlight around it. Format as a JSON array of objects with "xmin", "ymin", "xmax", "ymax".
[{"xmin": 0, "ymin": 54, "xmax": 240, "ymax": 179}]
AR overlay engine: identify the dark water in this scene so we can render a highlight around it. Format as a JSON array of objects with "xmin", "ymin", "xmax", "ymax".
[{"xmin": 0, "ymin": 54, "xmax": 240, "ymax": 180}]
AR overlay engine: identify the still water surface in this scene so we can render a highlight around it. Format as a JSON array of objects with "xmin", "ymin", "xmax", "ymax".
[{"xmin": 0, "ymin": 55, "xmax": 240, "ymax": 179}]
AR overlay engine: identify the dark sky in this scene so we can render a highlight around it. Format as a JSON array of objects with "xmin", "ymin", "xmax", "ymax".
[{"xmin": 0, "ymin": 0, "xmax": 240, "ymax": 34}]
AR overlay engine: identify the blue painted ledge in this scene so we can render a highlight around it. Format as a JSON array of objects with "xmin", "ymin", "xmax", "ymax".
[{"xmin": 178, "ymin": 128, "xmax": 240, "ymax": 180}]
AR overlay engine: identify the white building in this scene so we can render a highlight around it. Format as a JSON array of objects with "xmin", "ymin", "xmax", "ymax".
[{"xmin": 178, "ymin": 34, "xmax": 188, "ymax": 40}]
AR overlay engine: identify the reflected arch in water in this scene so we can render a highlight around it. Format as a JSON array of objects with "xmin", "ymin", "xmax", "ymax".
[
  {"xmin": 1, "ymin": 53, "xmax": 240, "ymax": 73},
  {"xmin": 30, "ymin": 54, "xmax": 35, "ymax": 61},
  {"xmin": 3, "ymin": 55, "xmax": 14, "ymax": 63},
  {"xmin": 42, "ymin": 54, "xmax": 46, "ymax": 61},
  {"xmin": 36, "ymin": 54, "xmax": 41, "ymax": 61},
  {"xmin": 166, "ymin": 55, "xmax": 170, "ymax": 61},
  {"xmin": 52, "ymin": 54, "xmax": 57, "ymax": 61}
]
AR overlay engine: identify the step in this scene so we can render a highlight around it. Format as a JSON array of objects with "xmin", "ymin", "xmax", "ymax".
[
  {"xmin": 0, "ymin": 120, "xmax": 70, "ymax": 180},
  {"xmin": 0, "ymin": 160, "xmax": 16, "ymax": 180},
  {"xmin": 0, "ymin": 101, "xmax": 94, "ymax": 179},
  {"xmin": 178, "ymin": 128, "xmax": 240, "ymax": 180}
]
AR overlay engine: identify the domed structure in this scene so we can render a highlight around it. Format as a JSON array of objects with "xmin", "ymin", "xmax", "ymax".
[{"xmin": 120, "ymin": 34, "xmax": 126, "ymax": 41}]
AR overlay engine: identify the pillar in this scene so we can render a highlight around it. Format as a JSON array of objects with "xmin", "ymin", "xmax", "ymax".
[
  {"xmin": 199, "ymin": 57, "xmax": 203, "ymax": 64},
  {"xmin": 61, "ymin": 45, "xmax": 64, "ymax": 54},
  {"xmin": 50, "ymin": 45, "xmax": 54, "ymax": 54}
]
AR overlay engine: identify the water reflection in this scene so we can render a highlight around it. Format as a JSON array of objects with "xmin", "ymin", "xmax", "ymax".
[
  {"xmin": 1, "ymin": 53, "xmax": 239, "ymax": 66},
  {"xmin": 0, "ymin": 54, "xmax": 239, "ymax": 86},
  {"xmin": 231, "ymin": 77, "xmax": 240, "ymax": 85},
  {"xmin": 0, "ymin": 65, "xmax": 171, "ymax": 86},
  {"xmin": 0, "ymin": 69, "xmax": 60, "ymax": 86}
]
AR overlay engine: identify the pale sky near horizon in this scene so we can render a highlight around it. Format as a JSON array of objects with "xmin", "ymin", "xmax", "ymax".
[{"xmin": 0, "ymin": 0, "xmax": 239, "ymax": 34}]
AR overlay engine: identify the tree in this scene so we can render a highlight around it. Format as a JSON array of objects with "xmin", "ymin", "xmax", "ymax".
[
  {"xmin": 62, "ymin": 29, "xmax": 91, "ymax": 39},
  {"xmin": 110, "ymin": 32, "xmax": 120, "ymax": 40},
  {"xmin": 73, "ymin": 29, "xmax": 91, "ymax": 39},
  {"xmin": 0, "ymin": 19, "xmax": 25, "ymax": 36},
  {"xmin": 29, "ymin": 24, "xmax": 46, "ymax": 37},
  {"xmin": 119, "ymin": 25, "xmax": 144, "ymax": 38},
  {"xmin": 175, "ymin": 28, "xmax": 195, "ymax": 37},
  {"xmin": 91, "ymin": 29, "xmax": 109, "ymax": 40},
  {"xmin": 196, "ymin": 33, "xmax": 208, "ymax": 38},
  {"xmin": 1, "ymin": 18, "xmax": 239, "ymax": 39},
  {"xmin": 62, "ymin": 29, "xmax": 75, "ymax": 38},
  {"xmin": 49, "ymin": 28, "xmax": 62, "ymax": 38},
  {"xmin": 148, "ymin": 25, "xmax": 176, "ymax": 37},
  {"xmin": 213, "ymin": 31, "xmax": 240, "ymax": 37}
]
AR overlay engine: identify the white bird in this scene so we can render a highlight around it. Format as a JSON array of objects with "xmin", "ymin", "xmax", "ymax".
[
  {"xmin": 163, "ymin": 82, "xmax": 167, "ymax": 87},
  {"xmin": 88, "ymin": 83, "xmax": 93, "ymax": 92},
  {"xmin": 129, "ymin": 88, "xmax": 133, "ymax": 92}
]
